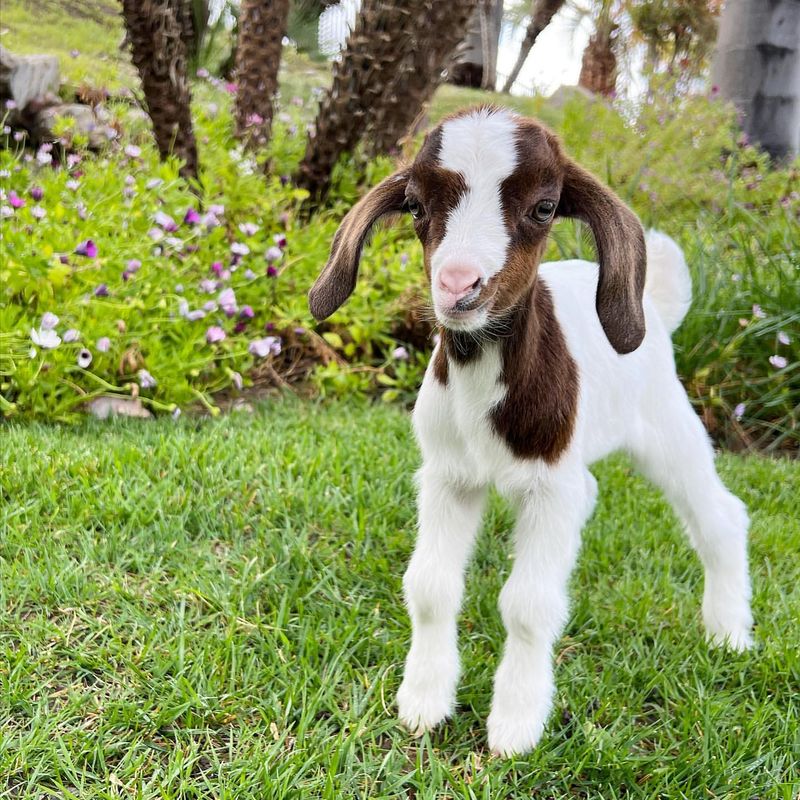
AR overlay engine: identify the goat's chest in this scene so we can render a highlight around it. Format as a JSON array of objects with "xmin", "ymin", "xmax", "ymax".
[{"xmin": 413, "ymin": 345, "xmax": 533, "ymax": 489}]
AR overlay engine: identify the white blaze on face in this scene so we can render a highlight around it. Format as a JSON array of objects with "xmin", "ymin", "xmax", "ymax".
[{"xmin": 433, "ymin": 108, "xmax": 519, "ymax": 288}]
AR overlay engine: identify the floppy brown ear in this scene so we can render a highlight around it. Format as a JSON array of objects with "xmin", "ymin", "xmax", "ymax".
[
  {"xmin": 309, "ymin": 170, "xmax": 410, "ymax": 321},
  {"xmin": 557, "ymin": 160, "xmax": 646, "ymax": 354}
]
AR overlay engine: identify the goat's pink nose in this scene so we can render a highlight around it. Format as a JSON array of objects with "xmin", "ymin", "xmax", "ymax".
[{"xmin": 437, "ymin": 264, "xmax": 482, "ymax": 305}]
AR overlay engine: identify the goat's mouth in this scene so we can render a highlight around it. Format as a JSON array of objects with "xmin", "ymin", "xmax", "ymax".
[{"xmin": 434, "ymin": 294, "xmax": 495, "ymax": 332}]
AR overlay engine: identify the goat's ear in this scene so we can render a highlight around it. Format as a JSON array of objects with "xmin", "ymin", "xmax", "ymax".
[
  {"xmin": 556, "ymin": 159, "xmax": 646, "ymax": 354},
  {"xmin": 309, "ymin": 170, "xmax": 410, "ymax": 320}
]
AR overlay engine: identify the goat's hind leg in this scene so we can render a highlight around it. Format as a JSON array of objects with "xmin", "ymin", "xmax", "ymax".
[{"xmin": 631, "ymin": 387, "xmax": 753, "ymax": 650}]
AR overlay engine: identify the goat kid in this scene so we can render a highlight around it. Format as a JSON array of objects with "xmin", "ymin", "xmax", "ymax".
[{"xmin": 309, "ymin": 106, "xmax": 754, "ymax": 756}]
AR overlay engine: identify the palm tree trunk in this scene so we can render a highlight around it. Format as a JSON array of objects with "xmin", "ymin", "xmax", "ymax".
[
  {"xmin": 451, "ymin": 0, "xmax": 503, "ymax": 90},
  {"xmin": 234, "ymin": 0, "xmax": 291, "ymax": 150},
  {"xmin": 121, "ymin": 0, "xmax": 199, "ymax": 180},
  {"xmin": 501, "ymin": 0, "xmax": 565, "ymax": 93},
  {"xmin": 578, "ymin": 19, "xmax": 618, "ymax": 97},
  {"xmin": 297, "ymin": 0, "xmax": 477, "ymax": 199},
  {"xmin": 711, "ymin": 0, "xmax": 800, "ymax": 160},
  {"xmin": 364, "ymin": 0, "xmax": 479, "ymax": 157}
]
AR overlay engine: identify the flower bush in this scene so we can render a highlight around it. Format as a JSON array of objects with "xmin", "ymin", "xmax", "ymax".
[{"xmin": 0, "ymin": 73, "xmax": 797, "ymax": 451}]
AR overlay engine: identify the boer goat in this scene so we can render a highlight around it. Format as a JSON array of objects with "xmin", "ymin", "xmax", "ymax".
[{"xmin": 309, "ymin": 106, "xmax": 753, "ymax": 756}]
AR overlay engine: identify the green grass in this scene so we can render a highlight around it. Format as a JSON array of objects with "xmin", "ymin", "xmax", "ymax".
[
  {"xmin": 1, "ymin": 399, "xmax": 798, "ymax": 799},
  {"xmin": 0, "ymin": 0, "xmax": 134, "ymax": 91}
]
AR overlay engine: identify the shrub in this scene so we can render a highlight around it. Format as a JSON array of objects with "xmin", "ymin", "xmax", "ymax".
[{"xmin": 0, "ymin": 74, "xmax": 797, "ymax": 452}]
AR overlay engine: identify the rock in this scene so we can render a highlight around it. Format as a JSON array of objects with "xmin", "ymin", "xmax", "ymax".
[
  {"xmin": 33, "ymin": 103, "xmax": 116, "ymax": 148},
  {"xmin": 87, "ymin": 397, "xmax": 153, "ymax": 420},
  {"xmin": 0, "ymin": 45, "xmax": 60, "ymax": 111},
  {"xmin": 546, "ymin": 84, "xmax": 599, "ymax": 110}
]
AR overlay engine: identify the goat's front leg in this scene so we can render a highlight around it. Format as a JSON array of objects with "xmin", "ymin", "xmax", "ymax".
[
  {"xmin": 487, "ymin": 466, "xmax": 595, "ymax": 756},
  {"xmin": 397, "ymin": 468, "xmax": 487, "ymax": 734}
]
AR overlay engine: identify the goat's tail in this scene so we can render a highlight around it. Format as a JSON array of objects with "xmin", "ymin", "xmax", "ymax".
[{"xmin": 644, "ymin": 229, "xmax": 692, "ymax": 334}]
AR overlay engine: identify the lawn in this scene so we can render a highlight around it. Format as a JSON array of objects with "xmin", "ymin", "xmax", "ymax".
[{"xmin": 1, "ymin": 399, "xmax": 798, "ymax": 799}]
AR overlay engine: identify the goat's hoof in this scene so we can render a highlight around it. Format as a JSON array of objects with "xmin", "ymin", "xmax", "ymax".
[
  {"xmin": 487, "ymin": 709, "xmax": 545, "ymax": 757},
  {"xmin": 397, "ymin": 681, "xmax": 452, "ymax": 735},
  {"xmin": 705, "ymin": 625, "xmax": 754, "ymax": 652}
]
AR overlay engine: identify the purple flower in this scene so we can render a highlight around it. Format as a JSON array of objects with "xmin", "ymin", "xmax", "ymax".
[
  {"xmin": 203, "ymin": 300, "xmax": 218, "ymax": 313},
  {"xmin": 36, "ymin": 149, "xmax": 52, "ymax": 166},
  {"xmin": 196, "ymin": 67, "xmax": 209, "ymax": 79},
  {"xmin": 266, "ymin": 245, "xmax": 282, "ymax": 262},
  {"xmin": 249, "ymin": 336, "xmax": 281, "ymax": 358},
  {"xmin": 124, "ymin": 144, "xmax": 142, "ymax": 158},
  {"xmin": 148, "ymin": 227, "xmax": 164, "ymax": 242},
  {"xmin": 76, "ymin": 202, "xmax": 88, "ymax": 220},
  {"xmin": 146, "ymin": 178, "xmax": 163, "ymax": 190},
  {"xmin": 200, "ymin": 279, "xmax": 217, "ymax": 293},
  {"xmin": 67, "ymin": 153, "xmax": 81, "ymax": 168},
  {"xmin": 137, "ymin": 368, "xmax": 157, "ymax": 389},
  {"xmin": 77, "ymin": 348, "xmax": 92, "ymax": 368},
  {"xmin": 733, "ymin": 402, "xmax": 746, "ymax": 421},
  {"xmin": 187, "ymin": 309, "xmax": 206, "ymax": 321},
  {"xmin": 233, "ymin": 321, "xmax": 247, "ymax": 334},
  {"xmin": 211, "ymin": 261, "xmax": 224, "ymax": 276},
  {"xmin": 206, "ymin": 326, "xmax": 226, "ymax": 344},
  {"xmin": 31, "ymin": 205, "xmax": 46, "ymax": 219},
  {"xmin": 184, "ymin": 207, "xmax": 201, "ymax": 225},
  {"xmin": 769, "ymin": 355, "xmax": 788, "ymax": 369},
  {"xmin": 273, "ymin": 233, "xmax": 287, "ymax": 249},
  {"xmin": 126, "ymin": 258, "xmax": 142, "ymax": 273},
  {"xmin": 244, "ymin": 268, "xmax": 256, "ymax": 280},
  {"xmin": 202, "ymin": 211, "xmax": 220, "ymax": 228},
  {"xmin": 5, "ymin": 99, "xmax": 18, "ymax": 110},
  {"xmin": 41, "ymin": 312, "xmax": 59, "ymax": 330},
  {"xmin": 70, "ymin": 49, "xmax": 80, "ymax": 58},
  {"xmin": 778, "ymin": 331, "xmax": 790, "ymax": 346},
  {"xmin": 154, "ymin": 210, "xmax": 178, "ymax": 232},
  {"xmin": 266, "ymin": 265, "xmax": 278, "ymax": 278},
  {"xmin": 66, "ymin": 178, "xmax": 80, "ymax": 191},
  {"xmin": 209, "ymin": 203, "xmax": 225, "ymax": 217},
  {"xmin": 294, "ymin": 327, "xmax": 305, "ymax": 336},
  {"xmin": 239, "ymin": 222, "xmax": 259, "ymax": 236},
  {"xmin": 752, "ymin": 304, "xmax": 766, "ymax": 319},
  {"xmin": 239, "ymin": 305, "xmax": 254, "ymax": 320},
  {"xmin": 75, "ymin": 239, "xmax": 98, "ymax": 258},
  {"xmin": 63, "ymin": 328, "xmax": 80, "ymax": 343},
  {"xmin": 245, "ymin": 113, "xmax": 264, "ymax": 127},
  {"xmin": 392, "ymin": 346, "xmax": 409, "ymax": 360},
  {"xmin": 1, "ymin": 205, "xmax": 12, "ymax": 218},
  {"xmin": 219, "ymin": 287, "xmax": 237, "ymax": 316},
  {"xmin": 30, "ymin": 186, "xmax": 43, "ymax": 201},
  {"xmin": 94, "ymin": 284, "xmax": 109, "ymax": 297},
  {"xmin": 231, "ymin": 242, "xmax": 250, "ymax": 257},
  {"xmin": 172, "ymin": 407, "xmax": 182, "ymax": 420},
  {"xmin": 8, "ymin": 191, "xmax": 25, "ymax": 208}
]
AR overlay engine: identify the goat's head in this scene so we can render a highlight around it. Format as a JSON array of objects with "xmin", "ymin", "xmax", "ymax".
[{"xmin": 309, "ymin": 106, "xmax": 646, "ymax": 354}]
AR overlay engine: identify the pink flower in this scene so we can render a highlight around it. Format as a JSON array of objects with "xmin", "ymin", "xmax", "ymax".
[
  {"xmin": 249, "ymin": 336, "xmax": 281, "ymax": 358},
  {"xmin": 206, "ymin": 326, "xmax": 226, "ymax": 344},
  {"xmin": 41, "ymin": 312, "xmax": 59, "ymax": 330},
  {"xmin": 239, "ymin": 305, "xmax": 254, "ymax": 320},
  {"xmin": 392, "ymin": 346, "xmax": 409, "ymax": 360},
  {"xmin": 769, "ymin": 355, "xmax": 787, "ymax": 369},
  {"xmin": 196, "ymin": 67, "xmax": 210, "ymax": 79},
  {"xmin": 154, "ymin": 210, "xmax": 178, "ymax": 232},
  {"xmin": 225, "ymin": 82, "xmax": 237, "ymax": 94},
  {"xmin": 246, "ymin": 113, "xmax": 264, "ymax": 127},
  {"xmin": 8, "ymin": 191, "xmax": 25, "ymax": 208},
  {"xmin": 137, "ymin": 369, "xmax": 157, "ymax": 388},
  {"xmin": 75, "ymin": 239, "xmax": 98, "ymax": 258},
  {"xmin": 184, "ymin": 207, "xmax": 201, "ymax": 224},
  {"xmin": 239, "ymin": 222, "xmax": 259, "ymax": 236},
  {"xmin": 124, "ymin": 144, "xmax": 142, "ymax": 158},
  {"xmin": 96, "ymin": 337, "xmax": 111, "ymax": 352}
]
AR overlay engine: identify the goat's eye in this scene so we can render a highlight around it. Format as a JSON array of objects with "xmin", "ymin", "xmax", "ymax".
[
  {"xmin": 406, "ymin": 199, "xmax": 424, "ymax": 220},
  {"xmin": 530, "ymin": 199, "xmax": 556, "ymax": 223}
]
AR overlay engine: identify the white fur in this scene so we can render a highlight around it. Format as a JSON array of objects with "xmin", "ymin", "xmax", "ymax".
[
  {"xmin": 431, "ymin": 108, "xmax": 518, "ymax": 324},
  {"xmin": 398, "ymin": 232, "xmax": 753, "ymax": 756}
]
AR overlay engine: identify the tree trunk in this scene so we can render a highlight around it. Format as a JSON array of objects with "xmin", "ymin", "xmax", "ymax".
[
  {"xmin": 711, "ymin": 0, "xmax": 800, "ymax": 160},
  {"xmin": 501, "ymin": 0, "xmax": 565, "ymax": 93},
  {"xmin": 451, "ymin": 0, "xmax": 503, "ymax": 90},
  {"xmin": 296, "ymin": 0, "xmax": 478, "ymax": 199},
  {"xmin": 234, "ymin": 0, "xmax": 290, "ymax": 150},
  {"xmin": 121, "ymin": 0, "xmax": 199, "ymax": 180},
  {"xmin": 578, "ymin": 19, "xmax": 618, "ymax": 97},
  {"xmin": 364, "ymin": 0, "xmax": 479, "ymax": 156}
]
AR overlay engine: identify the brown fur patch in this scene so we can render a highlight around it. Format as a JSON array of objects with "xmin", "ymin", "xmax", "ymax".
[{"xmin": 490, "ymin": 281, "xmax": 578, "ymax": 462}]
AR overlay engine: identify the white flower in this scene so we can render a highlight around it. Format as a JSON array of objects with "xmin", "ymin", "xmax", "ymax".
[
  {"xmin": 248, "ymin": 336, "xmax": 282, "ymax": 358},
  {"xmin": 238, "ymin": 222, "xmax": 259, "ymax": 237},
  {"xmin": 77, "ymin": 349, "xmax": 92, "ymax": 368},
  {"xmin": 63, "ymin": 328, "xmax": 80, "ymax": 343},
  {"xmin": 30, "ymin": 328, "xmax": 61, "ymax": 349},
  {"xmin": 231, "ymin": 242, "xmax": 250, "ymax": 256},
  {"xmin": 36, "ymin": 149, "xmax": 53, "ymax": 165},
  {"xmin": 137, "ymin": 369, "xmax": 157, "ymax": 389}
]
